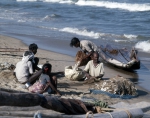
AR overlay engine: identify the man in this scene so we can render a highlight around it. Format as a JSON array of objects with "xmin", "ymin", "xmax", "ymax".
[
  {"xmin": 28, "ymin": 43, "xmax": 41, "ymax": 72},
  {"xmin": 14, "ymin": 51, "xmax": 34, "ymax": 84},
  {"xmin": 84, "ymin": 51, "xmax": 104, "ymax": 82},
  {"xmin": 70, "ymin": 37, "xmax": 98, "ymax": 57},
  {"xmin": 14, "ymin": 43, "xmax": 40, "ymax": 88}
]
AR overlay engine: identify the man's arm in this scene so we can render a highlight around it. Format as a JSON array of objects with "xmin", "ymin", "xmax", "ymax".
[
  {"xmin": 28, "ymin": 61, "xmax": 34, "ymax": 75},
  {"xmin": 84, "ymin": 71, "xmax": 91, "ymax": 79},
  {"xmin": 95, "ymin": 74, "xmax": 104, "ymax": 79},
  {"xmin": 50, "ymin": 72, "xmax": 64, "ymax": 76},
  {"xmin": 47, "ymin": 82, "xmax": 61, "ymax": 95}
]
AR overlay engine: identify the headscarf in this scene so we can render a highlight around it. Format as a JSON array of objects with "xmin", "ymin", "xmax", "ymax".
[{"xmin": 22, "ymin": 51, "xmax": 35, "ymax": 63}]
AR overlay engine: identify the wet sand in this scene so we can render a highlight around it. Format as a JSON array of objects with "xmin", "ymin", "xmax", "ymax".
[{"xmin": 0, "ymin": 35, "xmax": 150, "ymax": 117}]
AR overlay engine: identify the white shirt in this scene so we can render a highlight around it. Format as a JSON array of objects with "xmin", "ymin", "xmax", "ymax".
[
  {"xmin": 84, "ymin": 60, "xmax": 104, "ymax": 79},
  {"xmin": 80, "ymin": 40, "xmax": 98, "ymax": 53},
  {"xmin": 14, "ymin": 53, "xmax": 34, "ymax": 83}
]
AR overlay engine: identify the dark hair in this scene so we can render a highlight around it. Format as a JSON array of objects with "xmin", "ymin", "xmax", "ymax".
[
  {"xmin": 29, "ymin": 43, "xmax": 38, "ymax": 51},
  {"xmin": 70, "ymin": 37, "xmax": 80, "ymax": 47},
  {"xmin": 24, "ymin": 51, "xmax": 33, "ymax": 56},
  {"xmin": 91, "ymin": 51, "xmax": 99, "ymax": 57},
  {"xmin": 42, "ymin": 63, "xmax": 52, "ymax": 74}
]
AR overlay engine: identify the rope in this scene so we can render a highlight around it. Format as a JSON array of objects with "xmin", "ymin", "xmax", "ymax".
[
  {"xmin": 85, "ymin": 111, "xmax": 94, "ymax": 118},
  {"xmin": 34, "ymin": 111, "xmax": 42, "ymax": 118},
  {"xmin": 124, "ymin": 110, "xmax": 132, "ymax": 118},
  {"xmin": 106, "ymin": 112, "xmax": 113, "ymax": 118},
  {"xmin": 102, "ymin": 108, "xmax": 132, "ymax": 118},
  {"xmin": 118, "ymin": 50, "xmax": 130, "ymax": 62}
]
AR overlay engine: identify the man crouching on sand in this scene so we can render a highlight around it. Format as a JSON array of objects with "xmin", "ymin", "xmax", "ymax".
[{"xmin": 84, "ymin": 51, "xmax": 104, "ymax": 83}]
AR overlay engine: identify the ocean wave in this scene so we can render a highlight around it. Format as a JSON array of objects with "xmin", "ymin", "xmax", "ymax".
[
  {"xmin": 16, "ymin": 0, "xmax": 150, "ymax": 12},
  {"xmin": 123, "ymin": 34, "xmax": 137, "ymax": 39},
  {"xmin": 59, "ymin": 27, "xmax": 105, "ymax": 38},
  {"xmin": 135, "ymin": 40, "xmax": 150, "ymax": 52},
  {"xmin": 39, "ymin": 26, "xmax": 58, "ymax": 30},
  {"xmin": 114, "ymin": 40, "xmax": 128, "ymax": 43},
  {"xmin": 76, "ymin": 1, "xmax": 150, "ymax": 12},
  {"xmin": 42, "ymin": 14, "xmax": 61, "ymax": 21},
  {"xmin": 16, "ymin": 0, "xmax": 38, "ymax": 1}
]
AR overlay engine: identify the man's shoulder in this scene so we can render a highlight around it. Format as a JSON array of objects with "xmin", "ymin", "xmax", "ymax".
[
  {"xmin": 81, "ymin": 40, "xmax": 89, "ymax": 43},
  {"xmin": 87, "ymin": 60, "xmax": 93, "ymax": 64},
  {"xmin": 27, "ymin": 61, "xmax": 32, "ymax": 64},
  {"xmin": 98, "ymin": 62, "xmax": 103, "ymax": 66},
  {"xmin": 16, "ymin": 60, "xmax": 23, "ymax": 65}
]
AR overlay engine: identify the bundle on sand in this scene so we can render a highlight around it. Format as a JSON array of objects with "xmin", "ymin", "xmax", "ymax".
[
  {"xmin": 93, "ymin": 75, "xmax": 137, "ymax": 97},
  {"xmin": 75, "ymin": 51, "xmax": 91, "ymax": 67},
  {"xmin": 65, "ymin": 66, "xmax": 84, "ymax": 81}
]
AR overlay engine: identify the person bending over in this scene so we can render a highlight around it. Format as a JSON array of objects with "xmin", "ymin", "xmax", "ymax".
[
  {"xmin": 29, "ymin": 63, "xmax": 61, "ymax": 95},
  {"xmin": 70, "ymin": 37, "xmax": 98, "ymax": 59},
  {"xmin": 84, "ymin": 51, "xmax": 104, "ymax": 82}
]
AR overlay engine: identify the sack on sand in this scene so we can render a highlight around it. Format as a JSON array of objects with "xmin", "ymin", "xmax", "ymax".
[
  {"xmin": 65, "ymin": 66, "xmax": 84, "ymax": 81},
  {"xmin": 75, "ymin": 51, "xmax": 91, "ymax": 67}
]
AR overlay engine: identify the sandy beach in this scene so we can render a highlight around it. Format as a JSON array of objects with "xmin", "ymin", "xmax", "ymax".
[{"xmin": 0, "ymin": 35, "xmax": 150, "ymax": 117}]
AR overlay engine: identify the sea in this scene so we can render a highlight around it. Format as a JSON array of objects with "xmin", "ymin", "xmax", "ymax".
[{"xmin": 0, "ymin": 0, "xmax": 150, "ymax": 90}]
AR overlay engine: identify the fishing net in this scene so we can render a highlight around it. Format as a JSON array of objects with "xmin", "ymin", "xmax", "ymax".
[{"xmin": 91, "ymin": 75, "xmax": 138, "ymax": 99}]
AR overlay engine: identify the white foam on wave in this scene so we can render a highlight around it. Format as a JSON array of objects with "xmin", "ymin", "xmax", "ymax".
[
  {"xmin": 114, "ymin": 40, "xmax": 128, "ymax": 43},
  {"xmin": 135, "ymin": 40, "xmax": 150, "ymax": 52},
  {"xmin": 16, "ymin": 0, "xmax": 150, "ymax": 12},
  {"xmin": 16, "ymin": 0, "xmax": 38, "ymax": 1},
  {"xmin": 59, "ymin": 27, "xmax": 105, "ymax": 38},
  {"xmin": 123, "ymin": 34, "xmax": 137, "ymax": 39},
  {"xmin": 39, "ymin": 26, "xmax": 58, "ymax": 30},
  {"xmin": 76, "ymin": 1, "xmax": 150, "ymax": 12}
]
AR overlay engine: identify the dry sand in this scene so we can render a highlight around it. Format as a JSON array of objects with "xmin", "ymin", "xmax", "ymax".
[{"xmin": 0, "ymin": 35, "xmax": 150, "ymax": 117}]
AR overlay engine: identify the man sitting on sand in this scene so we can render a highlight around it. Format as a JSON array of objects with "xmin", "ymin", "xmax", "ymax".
[
  {"xmin": 14, "ymin": 51, "xmax": 64, "ymax": 90},
  {"xmin": 84, "ymin": 51, "xmax": 104, "ymax": 82},
  {"xmin": 28, "ymin": 43, "xmax": 41, "ymax": 72},
  {"xmin": 14, "ymin": 51, "xmax": 34, "ymax": 84}
]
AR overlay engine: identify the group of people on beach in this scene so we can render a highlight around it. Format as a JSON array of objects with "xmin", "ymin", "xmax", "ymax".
[
  {"xmin": 14, "ymin": 36, "xmax": 139, "ymax": 95},
  {"xmin": 13, "ymin": 37, "xmax": 106, "ymax": 95},
  {"xmin": 13, "ymin": 43, "xmax": 61, "ymax": 95}
]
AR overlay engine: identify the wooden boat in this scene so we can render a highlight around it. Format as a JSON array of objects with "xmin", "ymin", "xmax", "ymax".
[
  {"xmin": 0, "ymin": 89, "xmax": 143, "ymax": 118},
  {"xmin": 98, "ymin": 44, "xmax": 140, "ymax": 70}
]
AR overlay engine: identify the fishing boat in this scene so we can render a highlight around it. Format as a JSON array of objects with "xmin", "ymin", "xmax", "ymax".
[
  {"xmin": 98, "ymin": 44, "xmax": 140, "ymax": 70},
  {"xmin": 0, "ymin": 89, "xmax": 143, "ymax": 118}
]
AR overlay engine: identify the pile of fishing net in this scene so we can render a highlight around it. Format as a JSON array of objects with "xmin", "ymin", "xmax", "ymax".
[{"xmin": 92, "ymin": 75, "xmax": 137, "ymax": 98}]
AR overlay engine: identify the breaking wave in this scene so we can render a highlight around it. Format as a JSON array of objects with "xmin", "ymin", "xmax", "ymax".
[
  {"xmin": 59, "ymin": 27, "xmax": 105, "ymax": 38},
  {"xmin": 16, "ymin": 0, "xmax": 150, "ymax": 12},
  {"xmin": 135, "ymin": 40, "xmax": 150, "ymax": 52}
]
